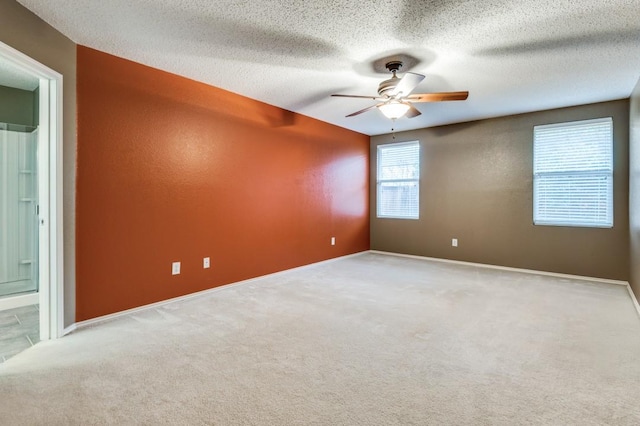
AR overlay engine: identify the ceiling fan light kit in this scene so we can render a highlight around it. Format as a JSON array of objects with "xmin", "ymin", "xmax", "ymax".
[
  {"xmin": 378, "ymin": 101, "xmax": 410, "ymax": 119},
  {"xmin": 332, "ymin": 61, "xmax": 469, "ymax": 121}
]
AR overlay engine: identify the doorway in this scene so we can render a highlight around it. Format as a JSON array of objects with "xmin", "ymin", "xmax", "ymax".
[
  {"xmin": 1, "ymin": 123, "xmax": 39, "ymax": 297},
  {"xmin": 0, "ymin": 40, "xmax": 64, "ymax": 343}
]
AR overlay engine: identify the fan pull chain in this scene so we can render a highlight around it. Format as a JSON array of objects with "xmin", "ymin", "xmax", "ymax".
[{"xmin": 391, "ymin": 118, "xmax": 396, "ymax": 139}]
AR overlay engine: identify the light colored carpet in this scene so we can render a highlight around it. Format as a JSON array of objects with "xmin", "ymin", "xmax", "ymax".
[{"xmin": 1, "ymin": 252, "xmax": 639, "ymax": 425}]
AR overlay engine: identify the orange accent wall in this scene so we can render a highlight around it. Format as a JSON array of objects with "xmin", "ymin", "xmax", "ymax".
[{"xmin": 76, "ymin": 46, "xmax": 369, "ymax": 321}]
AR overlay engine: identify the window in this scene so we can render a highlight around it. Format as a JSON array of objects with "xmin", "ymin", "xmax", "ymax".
[
  {"xmin": 377, "ymin": 141, "xmax": 420, "ymax": 219},
  {"xmin": 533, "ymin": 117, "xmax": 613, "ymax": 228}
]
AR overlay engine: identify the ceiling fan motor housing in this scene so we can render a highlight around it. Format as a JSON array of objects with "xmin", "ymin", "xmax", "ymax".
[
  {"xmin": 378, "ymin": 78, "xmax": 398, "ymax": 96},
  {"xmin": 378, "ymin": 61, "xmax": 404, "ymax": 96}
]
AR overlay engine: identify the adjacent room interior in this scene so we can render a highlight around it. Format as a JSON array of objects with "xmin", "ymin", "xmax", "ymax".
[{"xmin": 1, "ymin": 0, "xmax": 639, "ymax": 423}]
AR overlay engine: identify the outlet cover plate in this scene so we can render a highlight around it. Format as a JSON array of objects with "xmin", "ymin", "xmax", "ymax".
[
  {"xmin": 172, "ymin": 262, "xmax": 181, "ymax": 275},
  {"xmin": 203, "ymin": 257, "xmax": 210, "ymax": 268}
]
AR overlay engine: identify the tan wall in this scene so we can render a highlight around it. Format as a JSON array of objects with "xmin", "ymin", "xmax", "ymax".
[
  {"xmin": 371, "ymin": 100, "xmax": 630, "ymax": 281},
  {"xmin": 0, "ymin": 1, "xmax": 77, "ymax": 326},
  {"xmin": 629, "ymin": 80, "xmax": 640, "ymax": 296}
]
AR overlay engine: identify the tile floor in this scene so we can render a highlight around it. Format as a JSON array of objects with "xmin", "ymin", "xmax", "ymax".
[{"xmin": 0, "ymin": 304, "xmax": 39, "ymax": 363}]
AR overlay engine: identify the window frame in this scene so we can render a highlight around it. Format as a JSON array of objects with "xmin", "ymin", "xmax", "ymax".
[
  {"xmin": 533, "ymin": 117, "xmax": 613, "ymax": 228},
  {"xmin": 376, "ymin": 140, "xmax": 420, "ymax": 220}
]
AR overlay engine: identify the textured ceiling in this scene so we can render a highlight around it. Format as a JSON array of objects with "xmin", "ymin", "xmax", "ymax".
[{"xmin": 16, "ymin": 0, "xmax": 640, "ymax": 136}]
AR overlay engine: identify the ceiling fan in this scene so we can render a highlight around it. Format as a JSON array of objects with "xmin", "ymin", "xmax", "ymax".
[{"xmin": 332, "ymin": 61, "xmax": 469, "ymax": 120}]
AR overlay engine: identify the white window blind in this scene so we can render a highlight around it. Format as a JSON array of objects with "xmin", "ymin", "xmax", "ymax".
[
  {"xmin": 533, "ymin": 117, "xmax": 613, "ymax": 228},
  {"xmin": 377, "ymin": 141, "xmax": 420, "ymax": 219}
]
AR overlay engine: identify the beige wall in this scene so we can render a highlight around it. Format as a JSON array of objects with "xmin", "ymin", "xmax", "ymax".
[
  {"xmin": 371, "ymin": 100, "xmax": 630, "ymax": 281},
  {"xmin": 629, "ymin": 80, "xmax": 640, "ymax": 296},
  {"xmin": 0, "ymin": 1, "xmax": 77, "ymax": 326}
]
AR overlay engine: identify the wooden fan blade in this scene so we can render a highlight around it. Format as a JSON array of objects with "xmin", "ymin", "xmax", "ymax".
[
  {"xmin": 345, "ymin": 103, "xmax": 381, "ymax": 117},
  {"xmin": 406, "ymin": 91, "xmax": 469, "ymax": 102},
  {"xmin": 405, "ymin": 104, "xmax": 422, "ymax": 118},
  {"xmin": 389, "ymin": 72, "xmax": 425, "ymax": 97},
  {"xmin": 332, "ymin": 94, "xmax": 385, "ymax": 101}
]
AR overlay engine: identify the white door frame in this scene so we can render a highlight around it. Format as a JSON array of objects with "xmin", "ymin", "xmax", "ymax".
[{"xmin": 0, "ymin": 40, "xmax": 64, "ymax": 339}]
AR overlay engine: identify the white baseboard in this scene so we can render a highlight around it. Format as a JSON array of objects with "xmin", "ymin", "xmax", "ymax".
[
  {"xmin": 371, "ymin": 250, "xmax": 640, "ymax": 318},
  {"xmin": 627, "ymin": 285, "xmax": 640, "ymax": 319},
  {"xmin": 72, "ymin": 251, "xmax": 368, "ymax": 332},
  {"xmin": 66, "ymin": 250, "xmax": 640, "ymax": 333},
  {"xmin": 62, "ymin": 323, "xmax": 76, "ymax": 336},
  {"xmin": 369, "ymin": 250, "xmax": 629, "ymax": 286},
  {"xmin": 0, "ymin": 292, "xmax": 39, "ymax": 312}
]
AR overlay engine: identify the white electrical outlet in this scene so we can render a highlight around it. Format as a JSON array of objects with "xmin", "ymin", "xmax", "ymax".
[
  {"xmin": 452, "ymin": 238, "xmax": 458, "ymax": 247},
  {"xmin": 203, "ymin": 257, "xmax": 210, "ymax": 269},
  {"xmin": 172, "ymin": 261, "xmax": 181, "ymax": 275},
  {"xmin": 331, "ymin": 237, "xmax": 336, "ymax": 246}
]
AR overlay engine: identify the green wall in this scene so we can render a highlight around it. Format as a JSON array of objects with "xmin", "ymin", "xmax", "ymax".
[{"xmin": 0, "ymin": 84, "xmax": 36, "ymax": 126}]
